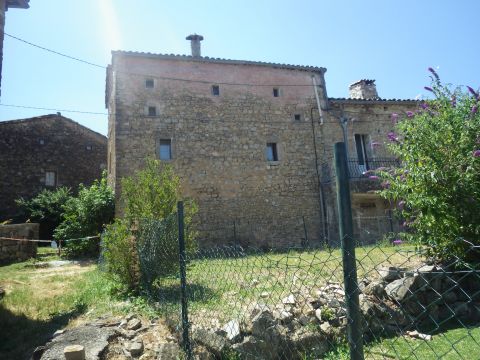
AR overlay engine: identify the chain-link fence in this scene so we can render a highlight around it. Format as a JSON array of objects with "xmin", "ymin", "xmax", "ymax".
[{"xmin": 132, "ymin": 142, "xmax": 480, "ymax": 359}]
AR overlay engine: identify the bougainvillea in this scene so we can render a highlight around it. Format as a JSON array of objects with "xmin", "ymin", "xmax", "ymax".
[{"xmin": 378, "ymin": 69, "xmax": 480, "ymax": 263}]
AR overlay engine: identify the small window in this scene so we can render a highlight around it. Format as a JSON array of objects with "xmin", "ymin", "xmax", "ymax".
[
  {"xmin": 39, "ymin": 139, "xmax": 45, "ymax": 145},
  {"xmin": 145, "ymin": 79, "xmax": 154, "ymax": 89},
  {"xmin": 86, "ymin": 145, "xmax": 92, "ymax": 151},
  {"xmin": 212, "ymin": 85, "xmax": 220, "ymax": 96},
  {"xmin": 273, "ymin": 88, "xmax": 280, "ymax": 97},
  {"xmin": 159, "ymin": 139, "xmax": 172, "ymax": 160},
  {"xmin": 294, "ymin": 114, "xmax": 302, "ymax": 121},
  {"xmin": 266, "ymin": 143, "xmax": 278, "ymax": 162},
  {"xmin": 148, "ymin": 106, "xmax": 157, "ymax": 116},
  {"xmin": 45, "ymin": 171, "xmax": 56, "ymax": 187}
]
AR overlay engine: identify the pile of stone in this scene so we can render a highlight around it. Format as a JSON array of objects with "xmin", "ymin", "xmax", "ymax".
[{"xmin": 35, "ymin": 315, "xmax": 182, "ymax": 360}]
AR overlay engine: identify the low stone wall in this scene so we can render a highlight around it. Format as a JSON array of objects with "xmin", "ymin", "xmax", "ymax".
[{"xmin": 0, "ymin": 223, "xmax": 39, "ymax": 265}]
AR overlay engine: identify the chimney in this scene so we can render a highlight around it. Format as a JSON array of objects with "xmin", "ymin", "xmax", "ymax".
[
  {"xmin": 349, "ymin": 79, "xmax": 379, "ymax": 100},
  {"xmin": 186, "ymin": 34, "xmax": 204, "ymax": 57}
]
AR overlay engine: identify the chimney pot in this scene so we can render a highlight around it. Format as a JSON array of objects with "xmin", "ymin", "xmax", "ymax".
[
  {"xmin": 349, "ymin": 79, "xmax": 379, "ymax": 100},
  {"xmin": 186, "ymin": 34, "xmax": 204, "ymax": 57}
]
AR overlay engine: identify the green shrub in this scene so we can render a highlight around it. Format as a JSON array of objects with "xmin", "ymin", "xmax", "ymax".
[
  {"xmin": 16, "ymin": 187, "xmax": 72, "ymax": 239},
  {"xmin": 379, "ymin": 69, "xmax": 480, "ymax": 263},
  {"xmin": 101, "ymin": 158, "xmax": 197, "ymax": 291},
  {"xmin": 100, "ymin": 220, "xmax": 137, "ymax": 290},
  {"xmin": 54, "ymin": 173, "xmax": 115, "ymax": 257}
]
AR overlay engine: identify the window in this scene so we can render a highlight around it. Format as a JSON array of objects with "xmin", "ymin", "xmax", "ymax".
[
  {"xmin": 212, "ymin": 85, "xmax": 220, "ymax": 96},
  {"xmin": 145, "ymin": 78, "xmax": 154, "ymax": 89},
  {"xmin": 159, "ymin": 139, "xmax": 172, "ymax": 160},
  {"xmin": 39, "ymin": 139, "xmax": 45, "ymax": 145},
  {"xmin": 273, "ymin": 88, "xmax": 280, "ymax": 97},
  {"xmin": 355, "ymin": 134, "xmax": 369, "ymax": 169},
  {"xmin": 148, "ymin": 106, "xmax": 157, "ymax": 116},
  {"xmin": 86, "ymin": 145, "xmax": 92, "ymax": 151},
  {"xmin": 45, "ymin": 171, "xmax": 56, "ymax": 187},
  {"xmin": 294, "ymin": 114, "xmax": 302, "ymax": 121},
  {"xmin": 266, "ymin": 143, "xmax": 278, "ymax": 161}
]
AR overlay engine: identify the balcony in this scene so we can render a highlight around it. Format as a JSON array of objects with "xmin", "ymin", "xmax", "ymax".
[{"xmin": 320, "ymin": 157, "xmax": 400, "ymax": 192}]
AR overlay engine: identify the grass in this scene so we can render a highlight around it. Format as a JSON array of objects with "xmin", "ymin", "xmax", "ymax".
[{"xmin": 0, "ymin": 253, "xmax": 159, "ymax": 360}]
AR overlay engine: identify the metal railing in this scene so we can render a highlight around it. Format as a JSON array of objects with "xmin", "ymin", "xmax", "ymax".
[{"xmin": 321, "ymin": 157, "xmax": 399, "ymax": 183}]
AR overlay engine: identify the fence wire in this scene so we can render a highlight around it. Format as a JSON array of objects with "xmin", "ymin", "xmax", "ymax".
[{"xmin": 135, "ymin": 216, "xmax": 480, "ymax": 360}]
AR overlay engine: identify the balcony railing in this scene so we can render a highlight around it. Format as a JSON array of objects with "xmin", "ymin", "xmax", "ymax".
[{"xmin": 320, "ymin": 157, "xmax": 400, "ymax": 183}]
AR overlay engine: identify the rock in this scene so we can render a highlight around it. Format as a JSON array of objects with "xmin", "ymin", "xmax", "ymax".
[
  {"xmin": 379, "ymin": 267, "xmax": 406, "ymax": 282},
  {"xmin": 282, "ymin": 294, "xmax": 296, "ymax": 305},
  {"xmin": 232, "ymin": 335, "xmax": 279, "ymax": 360},
  {"xmin": 63, "ymin": 345, "xmax": 85, "ymax": 360},
  {"xmin": 192, "ymin": 328, "xmax": 228, "ymax": 357},
  {"xmin": 40, "ymin": 325, "xmax": 116, "ymax": 360},
  {"xmin": 251, "ymin": 310, "xmax": 276, "ymax": 337},
  {"xmin": 314, "ymin": 308, "xmax": 322, "ymax": 321},
  {"xmin": 249, "ymin": 303, "xmax": 271, "ymax": 319},
  {"xmin": 156, "ymin": 343, "xmax": 182, "ymax": 359},
  {"xmin": 273, "ymin": 309, "xmax": 293, "ymax": 324},
  {"xmin": 0, "ymin": 287, "xmax": 5, "ymax": 299},
  {"xmin": 222, "ymin": 320, "xmax": 241, "ymax": 342},
  {"xmin": 127, "ymin": 318, "xmax": 142, "ymax": 331},
  {"xmin": 127, "ymin": 340, "xmax": 144, "ymax": 357},
  {"xmin": 443, "ymin": 291, "xmax": 457, "ymax": 304},
  {"xmin": 32, "ymin": 346, "xmax": 47, "ymax": 360},
  {"xmin": 260, "ymin": 291, "xmax": 270, "ymax": 298},
  {"xmin": 289, "ymin": 329, "xmax": 329, "ymax": 358},
  {"xmin": 52, "ymin": 329, "xmax": 65, "ymax": 338},
  {"xmin": 406, "ymin": 330, "xmax": 432, "ymax": 341},
  {"xmin": 251, "ymin": 279, "xmax": 260, "ymax": 286},
  {"xmin": 363, "ymin": 281, "xmax": 386, "ymax": 298},
  {"xmin": 193, "ymin": 345, "xmax": 215, "ymax": 360},
  {"xmin": 385, "ymin": 276, "xmax": 418, "ymax": 303},
  {"xmin": 320, "ymin": 322, "xmax": 332, "ymax": 335}
]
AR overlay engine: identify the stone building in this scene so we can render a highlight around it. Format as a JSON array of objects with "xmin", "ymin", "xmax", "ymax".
[
  {"xmin": 0, "ymin": 114, "xmax": 107, "ymax": 222},
  {"xmin": 106, "ymin": 35, "xmax": 416, "ymax": 248},
  {"xmin": 0, "ymin": 0, "xmax": 29, "ymax": 97}
]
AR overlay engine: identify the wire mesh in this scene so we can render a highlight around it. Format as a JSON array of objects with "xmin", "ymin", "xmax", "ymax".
[{"xmin": 135, "ymin": 216, "xmax": 480, "ymax": 359}]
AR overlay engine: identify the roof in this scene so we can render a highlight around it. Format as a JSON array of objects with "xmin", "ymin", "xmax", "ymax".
[
  {"xmin": 6, "ymin": 0, "xmax": 29, "ymax": 9},
  {"xmin": 111, "ymin": 51, "xmax": 327, "ymax": 74},
  {"xmin": 0, "ymin": 114, "xmax": 107, "ymax": 142},
  {"xmin": 329, "ymin": 97, "xmax": 419, "ymax": 104}
]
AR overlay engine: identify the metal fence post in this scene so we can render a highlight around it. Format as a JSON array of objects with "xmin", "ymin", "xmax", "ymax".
[
  {"xmin": 177, "ymin": 201, "xmax": 193, "ymax": 359},
  {"xmin": 334, "ymin": 142, "xmax": 364, "ymax": 360}
]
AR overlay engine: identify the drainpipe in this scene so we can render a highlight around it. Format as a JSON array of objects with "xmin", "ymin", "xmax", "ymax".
[{"xmin": 311, "ymin": 76, "xmax": 324, "ymax": 124}]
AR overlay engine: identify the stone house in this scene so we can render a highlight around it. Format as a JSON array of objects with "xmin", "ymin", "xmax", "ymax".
[
  {"xmin": 0, "ymin": 114, "xmax": 107, "ymax": 223},
  {"xmin": 106, "ymin": 35, "xmax": 416, "ymax": 248}
]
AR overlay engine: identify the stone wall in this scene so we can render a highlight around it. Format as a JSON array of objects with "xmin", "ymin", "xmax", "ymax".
[
  {"xmin": 108, "ymin": 53, "xmax": 417, "ymax": 247},
  {"xmin": 0, "ymin": 114, "xmax": 107, "ymax": 221},
  {"xmin": 0, "ymin": 223, "xmax": 39, "ymax": 264}
]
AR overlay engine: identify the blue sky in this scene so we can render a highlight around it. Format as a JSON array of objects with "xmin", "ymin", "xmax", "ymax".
[{"xmin": 2, "ymin": 0, "xmax": 479, "ymax": 135}]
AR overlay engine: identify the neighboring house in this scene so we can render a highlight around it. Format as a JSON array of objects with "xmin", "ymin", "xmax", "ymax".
[
  {"xmin": 0, "ymin": 114, "xmax": 107, "ymax": 222},
  {"xmin": 106, "ymin": 35, "xmax": 416, "ymax": 247},
  {"xmin": 0, "ymin": 0, "xmax": 30, "ymax": 97}
]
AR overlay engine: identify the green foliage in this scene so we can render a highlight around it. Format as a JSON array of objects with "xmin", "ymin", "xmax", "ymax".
[
  {"xmin": 379, "ymin": 72, "xmax": 480, "ymax": 262},
  {"xmin": 54, "ymin": 173, "xmax": 115, "ymax": 257},
  {"xmin": 100, "ymin": 220, "xmax": 137, "ymax": 290},
  {"xmin": 16, "ymin": 187, "xmax": 72, "ymax": 238},
  {"xmin": 102, "ymin": 158, "xmax": 197, "ymax": 290}
]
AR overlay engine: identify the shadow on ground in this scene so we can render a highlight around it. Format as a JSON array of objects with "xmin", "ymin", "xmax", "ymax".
[{"xmin": 0, "ymin": 303, "xmax": 86, "ymax": 360}]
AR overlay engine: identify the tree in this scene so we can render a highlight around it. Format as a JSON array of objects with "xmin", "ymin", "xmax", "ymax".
[
  {"xmin": 379, "ymin": 68, "xmax": 480, "ymax": 263},
  {"xmin": 54, "ymin": 173, "xmax": 115, "ymax": 257},
  {"xmin": 16, "ymin": 187, "xmax": 72, "ymax": 239}
]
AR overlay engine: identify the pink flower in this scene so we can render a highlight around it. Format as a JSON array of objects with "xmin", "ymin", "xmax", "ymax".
[
  {"xmin": 393, "ymin": 239, "xmax": 403, "ymax": 246},
  {"xmin": 467, "ymin": 86, "xmax": 479, "ymax": 99},
  {"xmin": 473, "ymin": 150, "xmax": 480, "ymax": 157},
  {"xmin": 391, "ymin": 113, "xmax": 399, "ymax": 124},
  {"xmin": 398, "ymin": 200, "xmax": 406, "ymax": 210},
  {"xmin": 369, "ymin": 175, "xmax": 380, "ymax": 180},
  {"xmin": 472, "ymin": 106, "xmax": 478, "ymax": 114},
  {"xmin": 381, "ymin": 181, "xmax": 390, "ymax": 189},
  {"xmin": 424, "ymin": 86, "xmax": 434, "ymax": 92},
  {"xmin": 387, "ymin": 132, "xmax": 399, "ymax": 142},
  {"xmin": 406, "ymin": 111, "xmax": 414, "ymax": 118},
  {"xmin": 428, "ymin": 67, "xmax": 440, "ymax": 80},
  {"xmin": 370, "ymin": 141, "xmax": 382, "ymax": 148}
]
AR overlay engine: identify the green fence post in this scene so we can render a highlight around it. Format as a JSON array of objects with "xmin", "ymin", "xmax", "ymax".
[
  {"xmin": 178, "ymin": 201, "xmax": 193, "ymax": 359},
  {"xmin": 334, "ymin": 142, "xmax": 364, "ymax": 360}
]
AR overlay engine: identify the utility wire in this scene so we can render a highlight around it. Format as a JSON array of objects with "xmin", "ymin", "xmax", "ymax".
[
  {"xmin": 6, "ymin": 32, "xmax": 321, "ymax": 87},
  {"xmin": 0, "ymin": 103, "xmax": 108, "ymax": 115},
  {"xmin": 5, "ymin": 33, "xmax": 105, "ymax": 69}
]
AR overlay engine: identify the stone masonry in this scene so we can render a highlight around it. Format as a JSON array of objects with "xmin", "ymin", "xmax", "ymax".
[
  {"xmin": 0, "ymin": 114, "xmax": 107, "ymax": 222},
  {"xmin": 0, "ymin": 223, "xmax": 38, "ymax": 264},
  {"xmin": 106, "ymin": 37, "xmax": 417, "ymax": 247}
]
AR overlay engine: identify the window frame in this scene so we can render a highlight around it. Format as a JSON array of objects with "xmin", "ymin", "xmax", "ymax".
[
  {"xmin": 148, "ymin": 106, "xmax": 157, "ymax": 117},
  {"xmin": 212, "ymin": 85, "xmax": 220, "ymax": 96},
  {"xmin": 145, "ymin": 78, "xmax": 155, "ymax": 89},
  {"xmin": 273, "ymin": 88, "xmax": 280, "ymax": 97},
  {"xmin": 158, "ymin": 139, "xmax": 172, "ymax": 160},
  {"xmin": 45, "ymin": 171, "xmax": 56, "ymax": 187},
  {"xmin": 266, "ymin": 142, "xmax": 279, "ymax": 162}
]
